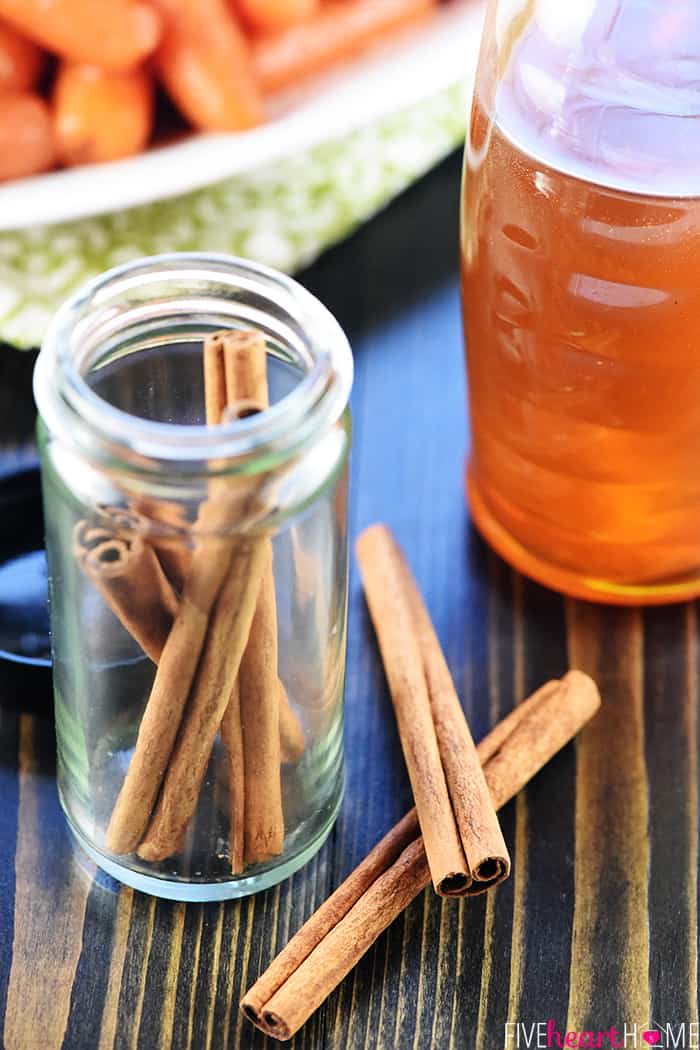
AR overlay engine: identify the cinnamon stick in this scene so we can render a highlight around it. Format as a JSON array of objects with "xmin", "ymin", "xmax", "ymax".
[
  {"xmin": 203, "ymin": 331, "xmax": 229, "ymax": 427},
  {"xmin": 74, "ymin": 519, "xmax": 179, "ymax": 664},
  {"xmin": 213, "ymin": 328, "xmax": 287, "ymax": 868},
  {"xmin": 129, "ymin": 499, "xmax": 193, "ymax": 592},
  {"xmin": 356, "ymin": 524, "xmax": 509, "ymax": 897},
  {"xmin": 221, "ymin": 681, "xmax": 245, "ymax": 874},
  {"xmin": 241, "ymin": 808, "xmax": 420, "ymax": 1026},
  {"xmin": 136, "ymin": 330, "xmax": 278, "ymax": 863},
  {"xmin": 398, "ymin": 534, "xmax": 511, "ymax": 893},
  {"xmin": 279, "ymin": 683, "xmax": 306, "ymax": 765},
  {"xmin": 239, "ymin": 553, "xmax": 285, "ymax": 864},
  {"xmin": 136, "ymin": 533, "xmax": 267, "ymax": 861},
  {"xmin": 241, "ymin": 670, "xmax": 601, "ymax": 1040},
  {"xmin": 105, "ymin": 521, "xmax": 243, "ymax": 855},
  {"xmin": 203, "ymin": 331, "xmax": 259, "ymax": 871}
]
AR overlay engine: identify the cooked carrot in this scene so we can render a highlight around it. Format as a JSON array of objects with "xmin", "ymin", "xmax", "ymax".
[
  {"xmin": 233, "ymin": 0, "xmax": 319, "ymax": 34},
  {"xmin": 0, "ymin": 20, "xmax": 43, "ymax": 91},
  {"xmin": 252, "ymin": 0, "xmax": 437, "ymax": 94},
  {"xmin": 53, "ymin": 64, "xmax": 154, "ymax": 166},
  {"xmin": 0, "ymin": 92, "xmax": 54, "ymax": 181},
  {"xmin": 0, "ymin": 0, "xmax": 161, "ymax": 71},
  {"xmin": 153, "ymin": 0, "xmax": 263, "ymax": 131}
]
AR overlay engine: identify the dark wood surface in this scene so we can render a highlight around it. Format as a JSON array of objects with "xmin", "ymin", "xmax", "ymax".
[{"xmin": 1, "ymin": 151, "xmax": 697, "ymax": 1050}]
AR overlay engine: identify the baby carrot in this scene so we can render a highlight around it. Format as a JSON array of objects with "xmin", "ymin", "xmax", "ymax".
[
  {"xmin": 233, "ymin": 0, "xmax": 319, "ymax": 34},
  {"xmin": 0, "ymin": 0, "xmax": 162, "ymax": 71},
  {"xmin": 154, "ymin": 0, "xmax": 263, "ymax": 131},
  {"xmin": 0, "ymin": 20, "xmax": 43, "ymax": 91},
  {"xmin": 0, "ymin": 92, "xmax": 55, "ymax": 181},
  {"xmin": 53, "ymin": 64, "xmax": 154, "ymax": 166},
  {"xmin": 252, "ymin": 0, "xmax": 437, "ymax": 94}
]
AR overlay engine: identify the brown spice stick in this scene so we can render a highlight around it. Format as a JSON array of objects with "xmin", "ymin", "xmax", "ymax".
[
  {"xmin": 74, "ymin": 520, "xmax": 179, "ymax": 664},
  {"xmin": 217, "ymin": 327, "xmax": 287, "ymax": 867},
  {"xmin": 240, "ymin": 553, "xmax": 285, "ymax": 864},
  {"xmin": 106, "ymin": 333, "xmax": 272, "ymax": 857},
  {"xmin": 203, "ymin": 331, "xmax": 265, "ymax": 871},
  {"xmin": 241, "ymin": 808, "xmax": 420, "ymax": 1025},
  {"xmin": 356, "ymin": 525, "xmax": 479, "ymax": 896},
  {"xmin": 221, "ymin": 328, "xmax": 269, "ymax": 404},
  {"xmin": 240, "ymin": 684, "xmax": 553, "ymax": 1026},
  {"xmin": 137, "ymin": 535, "xmax": 267, "ymax": 861},
  {"xmin": 105, "ymin": 515, "xmax": 244, "ymax": 854},
  {"xmin": 396, "ymin": 532, "xmax": 511, "ymax": 893},
  {"xmin": 260, "ymin": 840, "xmax": 431, "ymax": 1040},
  {"xmin": 241, "ymin": 670, "xmax": 601, "ymax": 1040},
  {"xmin": 220, "ymin": 684, "xmax": 246, "ymax": 874},
  {"xmin": 279, "ymin": 682, "xmax": 306, "ymax": 765},
  {"xmin": 129, "ymin": 499, "xmax": 193, "ymax": 592},
  {"xmin": 204, "ymin": 331, "xmax": 229, "ymax": 428}
]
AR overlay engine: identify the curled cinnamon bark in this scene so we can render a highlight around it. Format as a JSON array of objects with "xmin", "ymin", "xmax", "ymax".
[{"xmin": 74, "ymin": 518, "xmax": 178, "ymax": 664}]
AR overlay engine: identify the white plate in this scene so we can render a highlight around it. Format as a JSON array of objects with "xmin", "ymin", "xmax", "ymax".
[{"xmin": 0, "ymin": 0, "xmax": 484, "ymax": 232}]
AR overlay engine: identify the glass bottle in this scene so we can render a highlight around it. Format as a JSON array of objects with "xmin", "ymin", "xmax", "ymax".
[{"xmin": 462, "ymin": 0, "xmax": 700, "ymax": 603}]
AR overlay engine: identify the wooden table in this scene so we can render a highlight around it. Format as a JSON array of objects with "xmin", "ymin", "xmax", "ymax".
[{"xmin": 0, "ymin": 152, "xmax": 696, "ymax": 1050}]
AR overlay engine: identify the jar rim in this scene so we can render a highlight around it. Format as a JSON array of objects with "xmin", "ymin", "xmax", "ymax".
[{"xmin": 33, "ymin": 252, "xmax": 353, "ymax": 476}]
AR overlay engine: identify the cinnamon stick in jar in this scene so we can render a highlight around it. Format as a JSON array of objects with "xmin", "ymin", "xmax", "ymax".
[
  {"xmin": 356, "ymin": 524, "xmax": 510, "ymax": 897},
  {"xmin": 136, "ymin": 330, "xmax": 280, "ymax": 863},
  {"xmin": 239, "ymin": 553, "xmax": 285, "ymax": 863},
  {"xmin": 137, "ymin": 531, "xmax": 267, "ymax": 861},
  {"xmin": 126, "ymin": 499, "xmax": 193, "ymax": 592},
  {"xmin": 105, "ymin": 525, "xmax": 243, "ymax": 855},
  {"xmin": 207, "ymin": 328, "xmax": 289, "ymax": 868},
  {"xmin": 241, "ymin": 670, "xmax": 601, "ymax": 1040},
  {"xmin": 221, "ymin": 681, "xmax": 246, "ymax": 875},
  {"xmin": 222, "ymin": 330, "xmax": 286, "ymax": 866},
  {"xmin": 217, "ymin": 330, "xmax": 306, "ymax": 778},
  {"xmin": 279, "ymin": 684, "xmax": 306, "ymax": 765},
  {"xmin": 74, "ymin": 519, "xmax": 179, "ymax": 664}
]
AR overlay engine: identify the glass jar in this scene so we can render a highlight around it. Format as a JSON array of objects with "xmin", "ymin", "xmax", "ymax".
[{"xmin": 33, "ymin": 253, "xmax": 353, "ymax": 901}]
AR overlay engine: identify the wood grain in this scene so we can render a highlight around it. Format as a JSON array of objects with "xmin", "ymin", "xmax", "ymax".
[
  {"xmin": 98, "ymin": 891, "xmax": 134, "ymax": 1050},
  {"xmin": 4, "ymin": 715, "xmax": 92, "ymax": 1050},
  {"xmin": 566, "ymin": 603, "xmax": 650, "ymax": 1031},
  {"xmin": 1, "ymin": 153, "xmax": 698, "ymax": 1049}
]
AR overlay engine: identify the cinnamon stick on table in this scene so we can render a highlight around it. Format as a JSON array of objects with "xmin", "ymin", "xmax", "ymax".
[
  {"xmin": 241, "ymin": 671, "xmax": 601, "ymax": 1040},
  {"xmin": 74, "ymin": 519, "xmax": 179, "ymax": 664},
  {"xmin": 356, "ymin": 524, "xmax": 510, "ymax": 897}
]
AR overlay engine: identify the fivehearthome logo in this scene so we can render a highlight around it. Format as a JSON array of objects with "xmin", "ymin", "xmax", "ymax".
[{"xmin": 505, "ymin": 1020, "xmax": 700, "ymax": 1048}]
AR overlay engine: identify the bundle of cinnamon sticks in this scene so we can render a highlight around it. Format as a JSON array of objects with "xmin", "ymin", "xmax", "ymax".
[
  {"xmin": 75, "ymin": 329, "xmax": 305, "ymax": 872},
  {"xmin": 239, "ymin": 524, "xmax": 601, "ymax": 1040}
]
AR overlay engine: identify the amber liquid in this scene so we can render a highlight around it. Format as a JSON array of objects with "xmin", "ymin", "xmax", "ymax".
[{"xmin": 462, "ymin": 2, "xmax": 700, "ymax": 603}]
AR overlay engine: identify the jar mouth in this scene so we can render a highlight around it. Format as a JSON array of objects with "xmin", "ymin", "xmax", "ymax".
[{"xmin": 33, "ymin": 253, "xmax": 353, "ymax": 475}]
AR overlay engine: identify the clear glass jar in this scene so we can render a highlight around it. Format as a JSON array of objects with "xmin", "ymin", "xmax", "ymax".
[{"xmin": 33, "ymin": 253, "xmax": 353, "ymax": 901}]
